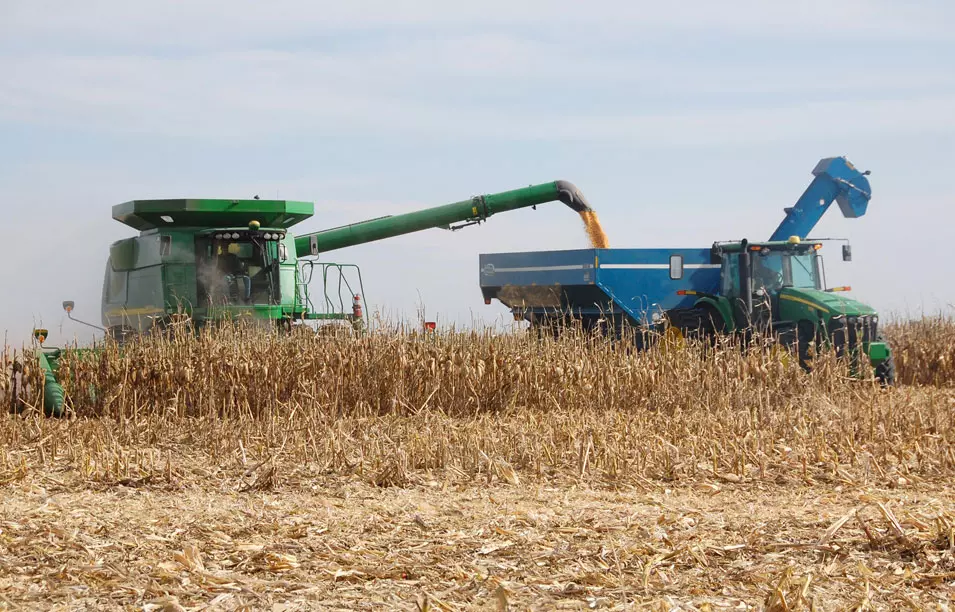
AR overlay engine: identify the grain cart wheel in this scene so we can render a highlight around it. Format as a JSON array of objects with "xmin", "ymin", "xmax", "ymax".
[
  {"xmin": 873, "ymin": 331, "xmax": 896, "ymax": 386},
  {"xmin": 696, "ymin": 305, "xmax": 722, "ymax": 347},
  {"xmin": 665, "ymin": 308, "xmax": 715, "ymax": 343}
]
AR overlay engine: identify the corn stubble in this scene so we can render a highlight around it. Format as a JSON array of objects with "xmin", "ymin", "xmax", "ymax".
[
  {"xmin": 2, "ymin": 318, "xmax": 951, "ymax": 486},
  {"xmin": 2, "ymin": 318, "xmax": 955, "ymax": 608}
]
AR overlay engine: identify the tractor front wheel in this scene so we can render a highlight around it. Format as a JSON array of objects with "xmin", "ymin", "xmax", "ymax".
[{"xmin": 874, "ymin": 332, "xmax": 896, "ymax": 386}]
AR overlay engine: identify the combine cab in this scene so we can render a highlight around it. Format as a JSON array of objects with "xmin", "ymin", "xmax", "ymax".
[{"xmin": 101, "ymin": 198, "xmax": 364, "ymax": 338}]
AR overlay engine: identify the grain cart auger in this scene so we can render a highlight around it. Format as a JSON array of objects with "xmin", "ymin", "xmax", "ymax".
[
  {"xmin": 480, "ymin": 157, "xmax": 895, "ymax": 384},
  {"xmin": 71, "ymin": 181, "xmax": 592, "ymax": 342},
  {"xmin": 769, "ymin": 156, "xmax": 872, "ymax": 242}
]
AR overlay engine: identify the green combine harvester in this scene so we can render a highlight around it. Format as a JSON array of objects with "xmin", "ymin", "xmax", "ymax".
[{"xmin": 18, "ymin": 181, "xmax": 594, "ymax": 415}]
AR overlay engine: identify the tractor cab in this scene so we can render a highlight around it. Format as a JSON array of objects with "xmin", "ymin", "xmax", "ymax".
[
  {"xmin": 706, "ymin": 237, "xmax": 889, "ymax": 381},
  {"xmin": 712, "ymin": 237, "xmax": 828, "ymax": 329}
]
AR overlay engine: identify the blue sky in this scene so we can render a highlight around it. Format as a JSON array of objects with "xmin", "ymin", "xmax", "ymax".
[{"xmin": 1, "ymin": 1, "xmax": 953, "ymax": 344}]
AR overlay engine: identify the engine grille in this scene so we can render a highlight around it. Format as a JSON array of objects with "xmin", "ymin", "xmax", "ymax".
[{"xmin": 828, "ymin": 315, "xmax": 878, "ymax": 356}]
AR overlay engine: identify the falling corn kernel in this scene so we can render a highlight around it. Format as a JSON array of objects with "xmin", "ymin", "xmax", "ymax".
[{"xmin": 578, "ymin": 210, "xmax": 609, "ymax": 248}]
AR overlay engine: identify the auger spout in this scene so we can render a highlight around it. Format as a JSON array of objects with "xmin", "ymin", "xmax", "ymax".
[
  {"xmin": 295, "ymin": 180, "xmax": 592, "ymax": 257},
  {"xmin": 769, "ymin": 156, "xmax": 872, "ymax": 242}
]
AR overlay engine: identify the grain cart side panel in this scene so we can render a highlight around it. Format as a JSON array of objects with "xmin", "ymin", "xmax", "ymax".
[{"xmin": 595, "ymin": 248, "xmax": 719, "ymax": 324}]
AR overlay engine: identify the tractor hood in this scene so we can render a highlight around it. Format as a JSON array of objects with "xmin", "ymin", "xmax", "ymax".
[{"xmin": 778, "ymin": 287, "xmax": 877, "ymax": 318}]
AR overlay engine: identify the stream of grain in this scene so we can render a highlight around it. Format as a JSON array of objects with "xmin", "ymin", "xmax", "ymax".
[{"xmin": 579, "ymin": 210, "xmax": 609, "ymax": 248}]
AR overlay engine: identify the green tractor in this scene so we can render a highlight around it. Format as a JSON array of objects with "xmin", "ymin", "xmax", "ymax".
[{"xmin": 672, "ymin": 236, "xmax": 894, "ymax": 383}]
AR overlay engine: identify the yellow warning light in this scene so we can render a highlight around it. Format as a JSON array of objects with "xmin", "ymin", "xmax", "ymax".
[
  {"xmin": 788, "ymin": 236, "xmax": 801, "ymax": 244},
  {"xmin": 249, "ymin": 220, "xmax": 261, "ymax": 231},
  {"xmin": 813, "ymin": 243, "xmax": 823, "ymax": 250}
]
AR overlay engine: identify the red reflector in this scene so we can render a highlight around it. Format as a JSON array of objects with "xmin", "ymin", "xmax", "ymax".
[
  {"xmin": 677, "ymin": 290, "xmax": 687, "ymax": 295},
  {"xmin": 484, "ymin": 298, "xmax": 491, "ymax": 305}
]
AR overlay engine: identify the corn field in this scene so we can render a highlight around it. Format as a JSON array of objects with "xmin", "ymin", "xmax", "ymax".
[{"xmin": 1, "ymin": 317, "xmax": 954, "ymax": 609}]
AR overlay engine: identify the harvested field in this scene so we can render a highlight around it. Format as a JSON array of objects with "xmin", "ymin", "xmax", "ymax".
[{"xmin": 2, "ymin": 318, "xmax": 954, "ymax": 609}]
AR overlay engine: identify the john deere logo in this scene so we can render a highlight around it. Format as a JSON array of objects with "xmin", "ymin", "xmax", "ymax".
[{"xmin": 482, "ymin": 264, "xmax": 495, "ymax": 276}]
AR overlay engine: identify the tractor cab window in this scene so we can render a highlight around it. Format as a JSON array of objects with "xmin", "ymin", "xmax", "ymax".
[
  {"xmin": 786, "ymin": 253, "xmax": 818, "ymax": 288},
  {"xmin": 752, "ymin": 254, "xmax": 784, "ymax": 293},
  {"xmin": 720, "ymin": 254, "xmax": 740, "ymax": 297},
  {"xmin": 753, "ymin": 249, "xmax": 820, "ymax": 291}
]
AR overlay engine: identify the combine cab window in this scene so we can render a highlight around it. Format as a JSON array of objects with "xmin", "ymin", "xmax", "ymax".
[
  {"xmin": 105, "ymin": 265, "xmax": 128, "ymax": 304},
  {"xmin": 196, "ymin": 235, "xmax": 281, "ymax": 305}
]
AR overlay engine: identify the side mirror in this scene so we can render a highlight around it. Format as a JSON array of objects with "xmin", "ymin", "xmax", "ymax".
[
  {"xmin": 842, "ymin": 244, "xmax": 852, "ymax": 262},
  {"xmin": 62, "ymin": 300, "xmax": 75, "ymax": 313}
]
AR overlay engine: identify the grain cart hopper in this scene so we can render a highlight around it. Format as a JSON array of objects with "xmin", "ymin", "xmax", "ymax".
[
  {"xmin": 67, "ymin": 181, "xmax": 593, "ymax": 340},
  {"xmin": 480, "ymin": 157, "xmax": 894, "ymax": 383}
]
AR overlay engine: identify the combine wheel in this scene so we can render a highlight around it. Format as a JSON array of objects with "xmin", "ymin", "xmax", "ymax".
[{"xmin": 874, "ymin": 331, "xmax": 896, "ymax": 386}]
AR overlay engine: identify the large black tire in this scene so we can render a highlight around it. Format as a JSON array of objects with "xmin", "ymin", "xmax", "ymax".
[
  {"xmin": 666, "ymin": 308, "xmax": 717, "ymax": 342},
  {"xmin": 796, "ymin": 321, "xmax": 817, "ymax": 372},
  {"xmin": 874, "ymin": 331, "xmax": 896, "ymax": 386}
]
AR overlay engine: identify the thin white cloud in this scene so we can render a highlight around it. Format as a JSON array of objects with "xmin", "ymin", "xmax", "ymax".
[
  {"xmin": 3, "ymin": 0, "xmax": 950, "ymax": 47},
  {"xmin": 1, "ymin": 47, "xmax": 952, "ymax": 146}
]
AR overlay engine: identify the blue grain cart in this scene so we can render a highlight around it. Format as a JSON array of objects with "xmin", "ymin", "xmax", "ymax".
[{"xmin": 479, "ymin": 247, "xmax": 719, "ymax": 334}]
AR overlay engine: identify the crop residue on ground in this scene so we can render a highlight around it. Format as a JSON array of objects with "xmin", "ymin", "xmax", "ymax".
[{"xmin": 1, "ymin": 318, "xmax": 954, "ymax": 608}]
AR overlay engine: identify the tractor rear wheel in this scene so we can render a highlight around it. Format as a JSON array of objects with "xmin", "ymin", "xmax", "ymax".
[{"xmin": 796, "ymin": 321, "xmax": 817, "ymax": 372}]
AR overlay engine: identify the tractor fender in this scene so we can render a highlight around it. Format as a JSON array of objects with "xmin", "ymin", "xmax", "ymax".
[{"xmin": 693, "ymin": 296, "xmax": 734, "ymax": 333}]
